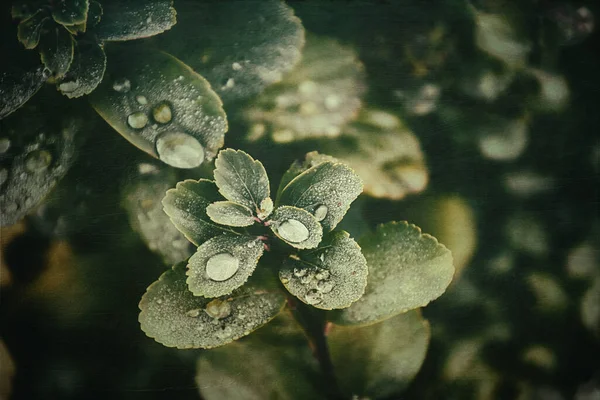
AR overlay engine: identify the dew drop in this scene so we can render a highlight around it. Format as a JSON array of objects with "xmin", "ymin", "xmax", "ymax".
[
  {"xmin": 300, "ymin": 274, "xmax": 313, "ymax": 285},
  {"xmin": 25, "ymin": 149, "xmax": 52, "ymax": 172},
  {"xmin": 156, "ymin": 298, "xmax": 163, "ymax": 305},
  {"xmin": 305, "ymin": 289, "xmax": 323, "ymax": 305},
  {"xmin": 127, "ymin": 112, "xmax": 148, "ymax": 129},
  {"xmin": 0, "ymin": 138, "xmax": 10, "ymax": 154},
  {"xmin": 217, "ymin": 326, "xmax": 233, "ymax": 338},
  {"xmin": 232, "ymin": 62, "xmax": 242, "ymax": 71},
  {"xmin": 186, "ymin": 308, "xmax": 201, "ymax": 318},
  {"xmin": 152, "ymin": 103, "xmax": 172, "ymax": 124},
  {"xmin": 316, "ymin": 270, "xmax": 330, "ymax": 281},
  {"xmin": 59, "ymin": 80, "xmax": 79, "ymax": 93},
  {"xmin": 223, "ymin": 78, "xmax": 235, "ymax": 89},
  {"xmin": 281, "ymin": 277, "xmax": 289, "ymax": 284},
  {"xmin": 0, "ymin": 169, "xmax": 8, "ymax": 186},
  {"xmin": 205, "ymin": 252, "xmax": 239, "ymax": 281},
  {"xmin": 317, "ymin": 280, "xmax": 334, "ymax": 294},
  {"xmin": 205, "ymin": 299, "xmax": 232, "ymax": 319},
  {"xmin": 293, "ymin": 267, "xmax": 307, "ymax": 277},
  {"xmin": 277, "ymin": 219, "xmax": 309, "ymax": 243},
  {"xmin": 112, "ymin": 78, "xmax": 131, "ymax": 93},
  {"xmin": 155, "ymin": 131, "xmax": 205, "ymax": 169},
  {"xmin": 314, "ymin": 205, "xmax": 328, "ymax": 222},
  {"xmin": 319, "ymin": 253, "xmax": 325, "ymax": 263},
  {"xmin": 136, "ymin": 95, "xmax": 148, "ymax": 105}
]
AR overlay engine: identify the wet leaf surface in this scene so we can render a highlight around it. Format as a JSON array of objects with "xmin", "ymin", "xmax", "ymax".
[{"xmin": 95, "ymin": 0, "xmax": 175, "ymax": 41}]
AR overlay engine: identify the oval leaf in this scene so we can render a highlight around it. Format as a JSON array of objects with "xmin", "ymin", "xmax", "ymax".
[
  {"xmin": 319, "ymin": 109, "xmax": 428, "ymax": 200},
  {"xmin": 331, "ymin": 222, "xmax": 454, "ymax": 326},
  {"xmin": 196, "ymin": 313, "xmax": 324, "ymax": 400},
  {"xmin": 121, "ymin": 165, "xmax": 193, "ymax": 265},
  {"xmin": 279, "ymin": 231, "xmax": 367, "ymax": 310},
  {"xmin": 17, "ymin": 10, "xmax": 49, "ymax": 49},
  {"xmin": 328, "ymin": 310, "xmax": 431, "ymax": 398},
  {"xmin": 162, "ymin": 179, "xmax": 234, "ymax": 246},
  {"xmin": 0, "ymin": 95, "xmax": 81, "ymax": 226},
  {"xmin": 187, "ymin": 234, "xmax": 264, "ymax": 298},
  {"xmin": 52, "ymin": 0, "xmax": 89, "ymax": 26},
  {"xmin": 244, "ymin": 34, "xmax": 366, "ymax": 143},
  {"xmin": 153, "ymin": 0, "xmax": 304, "ymax": 104},
  {"xmin": 89, "ymin": 46, "xmax": 227, "ymax": 168},
  {"xmin": 206, "ymin": 201, "xmax": 255, "ymax": 228},
  {"xmin": 269, "ymin": 206, "xmax": 323, "ymax": 249},
  {"xmin": 57, "ymin": 40, "xmax": 106, "ymax": 98},
  {"xmin": 278, "ymin": 153, "xmax": 363, "ymax": 232},
  {"xmin": 95, "ymin": 0, "xmax": 176, "ymax": 41},
  {"xmin": 39, "ymin": 25, "xmax": 74, "ymax": 78},
  {"xmin": 213, "ymin": 149, "xmax": 271, "ymax": 217},
  {"xmin": 139, "ymin": 263, "xmax": 285, "ymax": 349},
  {"xmin": 0, "ymin": 64, "xmax": 48, "ymax": 121}
]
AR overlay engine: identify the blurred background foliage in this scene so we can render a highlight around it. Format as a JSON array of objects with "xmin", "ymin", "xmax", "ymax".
[{"xmin": 1, "ymin": 0, "xmax": 599, "ymax": 399}]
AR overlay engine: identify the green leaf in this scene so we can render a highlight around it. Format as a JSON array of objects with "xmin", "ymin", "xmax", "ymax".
[
  {"xmin": 206, "ymin": 201, "xmax": 256, "ymax": 228},
  {"xmin": 318, "ymin": 109, "xmax": 428, "ymax": 200},
  {"xmin": 0, "ymin": 93, "xmax": 81, "ymax": 227},
  {"xmin": 269, "ymin": 206, "xmax": 323, "ymax": 249},
  {"xmin": 328, "ymin": 310, "xmax": 431, "ymax": 398},
  {"xmin": 139, "ymin": 262, "xmax": 285, "ymax": 349},
  {"xmin": 17, "ymin": 10, "xmax": 49, "ymax": 49},
  {"xmin": 89, "ymin": 47, "xmax": 227, "ymax": 168},
  {"xmin": 244, "ymin": 34, "xmax": 366, "ymax": 143},
  {"xmin": 275, "ymin": 151, "xmax": 338, "ymax": 200},
  {"xmin": 279, "ymin": 231, "xmax": 367, "ymax": 310},
  {"xmin": 52, "ymin": 0, "xmax": 89, "ymax": 26},
  {"xmin": 39, "ymin": 25, "xmax": 75, "ymax": 78},
  {"xmin": 277, "ymin": 154, "xmax": 363, "ymax": 232},
  {"xmin": 187, "ymin": 234, "xmax": 264, "ymax": 298},
  {"xmin": 196, "ymin": 313, "xmax": 324, "ymax": 400},
  {"xmin": 213, "ymin": 149, "xmax": 271, "ymax": 217},
  {"xmin": 331, "ymin": 222, "xmax": 454, "ymax": 326},
  {"xmin": 95, "ymin": 0, "xmax": 176, "ymax": 41},
  {"xmin": 87, "ymin": 1, "xmax": 103, "ymax": 28},
  {"xmin": 0, "ymin": 63, "xmax": 48, "ymax": 120},
  {"xmin": 57, "ymin": 40, "xmax": 106, "ymax": 98},
  {"xmin": 12, "ymin": 1, "xmax": 46, "ymax": 20},
  {"xmin": 152, "ymin": 0, "xmax": 304, "ymax": 104},
  {"xmin": 162, "ymin": 179, "xmax": 234, "ymax": 246},
  {"xmin": 121, "ymin": 165, "xmax": 192, "ymax": 265}
]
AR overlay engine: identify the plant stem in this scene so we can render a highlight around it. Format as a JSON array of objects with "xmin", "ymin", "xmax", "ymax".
[{"xmin": 286, "ymin": 295, "xmax": 344, "ymax": 400}]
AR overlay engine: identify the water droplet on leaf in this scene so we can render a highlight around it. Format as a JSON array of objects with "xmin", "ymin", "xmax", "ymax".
[
  {"xmin": 136, "ymin": 95, "xmax": 148, "ymax": 105},
  {"xmin": 232, "ymin": 62, "xmax": 242, "ymax": 71},
  {"xmin": 317, "ymin": 280, "xmax": 334, "ymax": 294},
  {"xmin": 113, "ymin": 78, "xmax": 131, "ymax": 93},
  {"xmin": 0, "ymin": 138, "xmax": 10, "ymax": 153},
  {"xmin": 155, "ymin": 131, "xmax": 205, "ymax": 169},
  {"xmin": 25, "ymin": 149, "xmax": 52, "ymax": 172},
  {"xmin": 293, "ymin": 267, "xmax": 307, "ymax": 277},
  {"xmin": 205, "ymin": 252, "xmax": 240, "ymax": 281},
  {"xmin": 277, "ymin": 219, "xmax": 309, "ymax": 243},
  {"xmin": 153, "ymin": 103, "xmax": 173, "ymax": 124},
  {"xmin": 316, "ymin": 270, "xmax": 330, "ymax": 280},
  {"xmin": 314, "ymin": 205, "xmax": 328, "ymax": 222},
  {"xmin": 186, "ymin": 308, "xmax": 201, "ymax": 317},
  {"xmin": 204, "ymin": 299, "xmax": 232, "ymax": 319},
  {"xmin": 127, "ymin": 112, "xmax": 149, "ymax": 129},
  {"xmin": 305, "ymin": 289, "xmax": 323, "ymax": 305},
  {"xmin": 0, "ymin": 169, "xmax": 8, "ymax": 186}
]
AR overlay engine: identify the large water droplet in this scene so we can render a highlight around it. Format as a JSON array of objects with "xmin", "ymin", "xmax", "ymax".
[
  {"xmin": 305, "ymin": 289, "xmax": 323, "ymax": 305},
  {"xmin": 205, "ymin": 252, "xmax": 239, "ymax": 281},
  {"xmin": 155, "ymin": 132, "xmax": 205, "ymax": 169},
  {"xmin": 25, "ymin": 149, "xmax": 52, "ymax": 172},
  {"xmin": 186, "ymin": 309, "xmax": 201, "ymax": 318},
  {"xmin": 153, "ymin": 103, "xmax": 172, "ymax": 124},
  {"xmin": 314, "ymin": 205, "xmax": 328, "ymax": 222},
  {"xmin": 112, "ymin": 78, "xmax": 131, "ymax": 93},
  {"xmin": 317, "ymin": 280, "xmax": 334, "ymax": 294},
  {"xmin": 0, "ymin": 138, "xmax": 10, "ymax": 154},
  {"xmin": 127, "ymin": 112, "xmax": 148, "ymax": 129},
  {"xmin": 205, "ymin": 299, "xmax": 232, "ymax": 319},
  {"xmin": 277, "ymin": 219, "xmax": 309, "ymax": 243}
]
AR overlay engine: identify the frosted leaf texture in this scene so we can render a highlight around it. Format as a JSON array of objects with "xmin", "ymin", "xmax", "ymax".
[
  {"xmin": 0, "ymin": 101, "xmax": 80, "ymax": 227},
  {"xmin": 244, "ymin": 35, "xmax": 366, "ymax": 143},
  {"xmin": 139, "ymin": 263, "xmax": 285, "ymax": 349},
  {"xmin": 269, "ymin": 206, "xmax": 322, "ymax": 249},
  {"xmin": 213, "ymin": 149, "xmax": 271, "ymax": 217},
  {"xmin": 95, "ymin": 0, "xmax": 176, "ymax": 41},
  {"xmin": 0, "ymin": 65, "xmax": 48, "ymax": 120},
  {"xmin": 57, "ymin": 40, "xmax": 106, "ymax": 98},
  {"xmin": 278, "ymin": 154, "xmax": 363, "ymax": 231},
  {"xmin": 275, "ymin": 151, "xmax": 338, "ymax": 200},
  {"xmin": 51, "ymin": 0, "xmax": 89, "ymax": 26},
  {"xmin": 39, "ymin": 25, "xmax": 74, "ymax": 78},
  {"xmin": 206, "ymin": 201, "xmax": 255, "ymax": 227},
  {"xmin": 319, "ymin": 109, "xmax": 428, "ymax": 200},
  {"xmin": 187, "ymin": 235, "xmax": 264, "ymax": 298},
  {"xmin": 153, "ymin": 0, "xmax": 304, "ymax": 104},
  {"xmin": 196, "ymin": 315, "xmax": 323, "ymax": 400},
  {"xmin": 89, "ymin": 47, "xmax": 227, "ymax": 168},
  {"xmin": 279, "ymin": 231, "xmax": 367, "ymax": 310},
  {"xmin": 121, "ymin": 167, "xmax": 192, "ymax": 265},
  {"xmin": 328, "ymin": 310, "xmax": 430, "ymax": 398},
  {"xmin": 162, "ymin": 179, "xmax": 234, "ymax": 246},
  {"xmin": 332, "ymin": 222, "xmax": 454, "ymax": 326}
]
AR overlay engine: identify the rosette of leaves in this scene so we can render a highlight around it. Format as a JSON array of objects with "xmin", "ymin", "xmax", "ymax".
[
  {"xmin": 8, "ymin": 0, "xmax": 177, "ymax": 104},
  {"xmin": 139, "ymin": 148, "xmax": 455, "ymax": 354}
]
